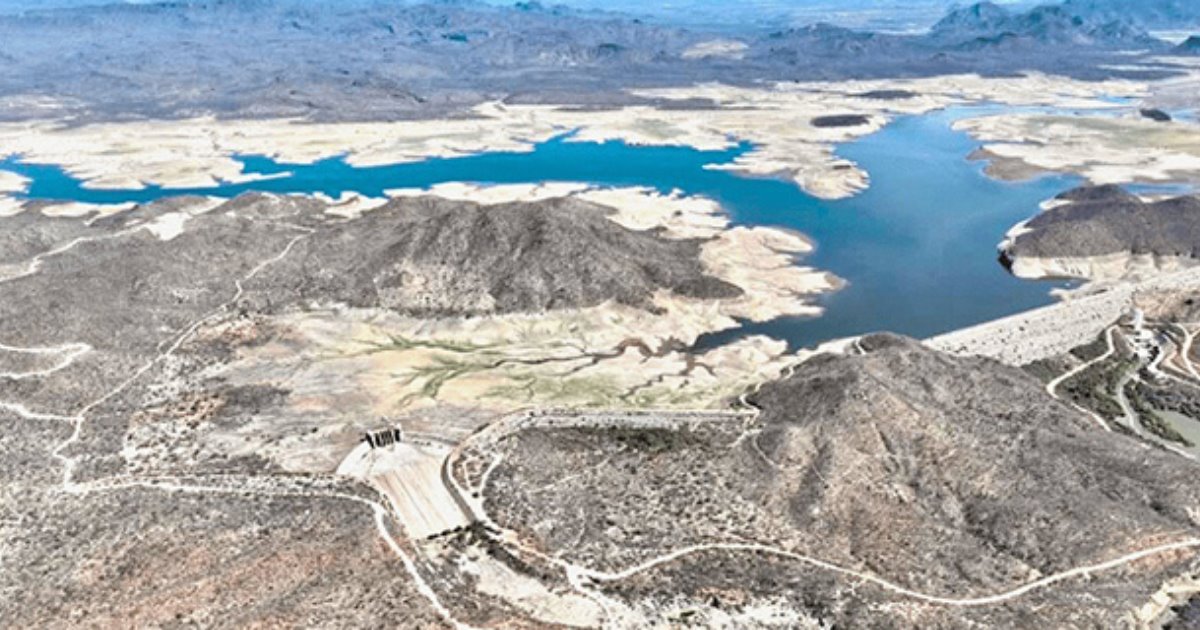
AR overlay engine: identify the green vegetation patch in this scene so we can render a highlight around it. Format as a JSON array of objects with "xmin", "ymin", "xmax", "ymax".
[
  {"xmin": 1059, "ymin": 357, "xmax": 1136, "ymax": 422},
  {"xmin": 573, "ymin": 425, "xmax": 701, "ymax": 455},
  {"xmin": 483, "ymin": 373, "xmax": 627, "ymax": 407},
  {"xmin": 1022, "ymin": 358, "xmax": 1065, "ymax": 385},
  {"xmin": 1135, "ymin": 380, "xmax": 1200, "ymax": 420},
  {"xmin": 1131, "ymin": 381, "xmax": 1197, "ymax": 447},
  {"xmin": 1069, "ymin": 331, "xmax": 1111, "ymax": 362},
  {"xmin": 376, "ymin": 334, "xmax": 496, "ymax": 354}
]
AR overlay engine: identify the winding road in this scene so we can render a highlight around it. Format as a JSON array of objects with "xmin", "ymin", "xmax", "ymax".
[
  {"xmin": 1045, "ymin": 325, "xmax": 1115, "ymax": 432},
  {"xmin": 442, "ymin": 404, "xmax": 1200, "ymax": 626}
]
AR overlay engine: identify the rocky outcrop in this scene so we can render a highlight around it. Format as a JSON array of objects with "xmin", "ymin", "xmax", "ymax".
[
  {"xmin": 855, "ymin": 89, "xmax": 918, "ymax": 100},
  {"xmin": 811, "ymin": 114, "xmax": 871, "ymax": 127},
  {"xmin": 1000, "ymin": 185, "xmax": 1200, "ymax": 281},
  {"xmin": 1142, "ymin": 107, "xmax": 1173, "ymax": 122}
]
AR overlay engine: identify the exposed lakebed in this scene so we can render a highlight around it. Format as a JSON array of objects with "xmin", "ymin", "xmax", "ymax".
[{"xmin": 2, "ymin": 106, "xmax": 1081, "ymax": 350}]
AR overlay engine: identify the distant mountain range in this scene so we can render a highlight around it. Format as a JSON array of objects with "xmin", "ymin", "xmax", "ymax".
[
  {"xmin": 929, "ymin": 2, "xmax": 1162, "ymax": 49},
  {"xmin": 3, "ymin": 0, "xmax": 1197, "ymax": 32},
  {"xmin": 0, "ymin": 0, "xmax": 1187, "ymax": 121},
  {"xmin": 753, "ymin": 0, "xmax": 1170, "ymax": 64}
]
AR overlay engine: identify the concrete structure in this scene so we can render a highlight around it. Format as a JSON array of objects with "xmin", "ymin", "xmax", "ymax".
[
  {"xmin": 1130, "ymin": 307, "xmax": 1159, "ymax": 361},
  {"xmin": 1132, "ymin": 307, "xmax": 1146, "ymax": 332},
  {"xmin": 370, "ymin": 445, "xmax": 472, "ymax": 539},
  {"xmin": 338, "ymin": 430, "xmax": 473, "ymax": 540},
  {"xmin": 364, "ymin": 427, "xmax": 404, "ymax": 448}
]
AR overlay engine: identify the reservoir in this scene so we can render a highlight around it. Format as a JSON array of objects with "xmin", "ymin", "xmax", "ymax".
[{"xmin": 1, "ymin": 106, "xmax": 1078, "ymax": 350}]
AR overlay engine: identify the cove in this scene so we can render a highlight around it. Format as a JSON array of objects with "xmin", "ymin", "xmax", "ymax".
[{"xmin": 1, "ymin": 106, "xmax": 1077, "ymax": 351}]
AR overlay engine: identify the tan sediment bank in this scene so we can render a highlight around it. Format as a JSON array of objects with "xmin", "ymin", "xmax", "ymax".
[
  {"xmin": 952, "ymin": 62, "xmax": 1200, "ymax": 187},
  {"xmin": 0, "ymin": 170, "xmax": 27, "ymax": 193},
  {"xmin": 1004, "ymin": 251, "xmax": 1200, "ymax": 284},
  {"xmin": 0, "ymin": 171, "xmax": 29, "ymax": 216},
  {"xmin": 967, "ymin": 147, "xmax": 1054, "ymax": 182},
  {"xmin": 955, "ymin": 112, "xmax": 1200, "ymax": 186}
]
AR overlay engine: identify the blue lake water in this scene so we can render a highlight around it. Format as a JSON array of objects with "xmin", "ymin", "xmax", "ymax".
[{"xmin": 1, "ymin": 107, "xmax": 1080, "ymax": 351}]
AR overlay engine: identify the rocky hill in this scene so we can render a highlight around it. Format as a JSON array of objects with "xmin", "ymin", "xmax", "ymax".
[
  {"xmin": 928, "ymin": 1, "xmax": 1012, "ymax": 41},
  {"xmin": 481, "ymin": 333, "xmax": 1200, "ymax": 627},
  {"xmin": 253, "ymin": 194, "xmax": 742, "ymax": 316},
  {"xmin": 999, "ymin": 185, "xmax": 1200, "ymax": 281}
]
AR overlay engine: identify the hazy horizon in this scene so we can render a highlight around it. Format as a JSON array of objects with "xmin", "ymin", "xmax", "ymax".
[{"xmin": 0, "ymin": 0, "xmax": 1037, "ymax": 31}]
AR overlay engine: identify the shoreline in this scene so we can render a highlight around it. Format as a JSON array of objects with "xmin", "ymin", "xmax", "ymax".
[{"xmin": 0, "ymin": 73, "xmax": 1157, "ymax": 202}]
